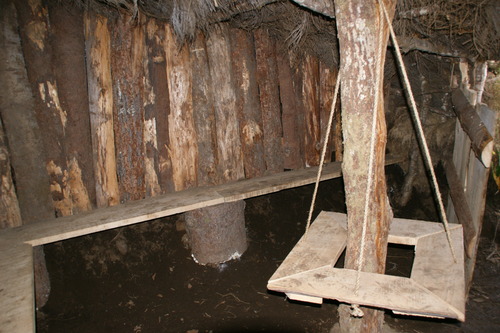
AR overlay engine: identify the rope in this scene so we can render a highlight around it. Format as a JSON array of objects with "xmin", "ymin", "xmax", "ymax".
[
  {"xmin": 378, "ymin": 0, "xmax": 457, "ymax": 262},
  {"xmin": 304, "ymin": 69, "xmax": 342, "ymax": 235}
]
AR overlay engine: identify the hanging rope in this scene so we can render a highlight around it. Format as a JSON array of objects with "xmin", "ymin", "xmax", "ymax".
[
  {"xmin": 304, "ymin": 68, "xmax": 342, "ymax": 235},
  {"xmin": 377, "ymin": 0, "xmax": 457, "ymax": 262}
]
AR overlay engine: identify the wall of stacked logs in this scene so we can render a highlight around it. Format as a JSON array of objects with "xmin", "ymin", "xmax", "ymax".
[{"xmin": 0, "ymin": 0, "xmax": 342, "ymax": 226}]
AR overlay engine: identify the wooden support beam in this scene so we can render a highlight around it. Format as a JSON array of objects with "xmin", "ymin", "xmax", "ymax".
[
  {"xmin": 48, "ymin": 0, "xmax": 95, "ymax": 211},
  {"xmin": 206, "ymin": 24, "xmax": 244, "ymax": 183},
  {"xmin": 291, "ymin": 0, "xmax": 336, "ymax": 18},
  {"xmin": 0, "ymin": 117, "xmax": 22, "ymax": 229},
  {"xmin": 110, "ymin": 14, "xmax": 146, "ymax": 201},
  {"xmin": 277, "ymin": 49, "xmax": 304, "ymax": 169},
  {"xmin": 84, "ymin": 11, "xmax": 120, "ymax": 208},
  {"xmin": 255, "ymin": 28, "xmax": 284, "ymax": 174},
  {"xmin": 164, "ymin": 25, "xmax": 198, "ymax": 191},
  {"xmin": 451, "ymin": 88, "xmax": 494, "ymax": 167},
  {"xmin": 230, "ymin": 28, "xmax": 266, "ymax": 178},
  {"xmin": 144, "ymin": 19, "xmax": 174, "ymax": 194},
  {"xmin": 444, "ymin": 159, "xmax": 476, "ymax": 258},
  {"xmin": 301, "ymin": 55, "xmax": 321, "ymax": 167},
  {"xmin": 334, "ymin": 0, "xmax": 396, "ymax": 331}
]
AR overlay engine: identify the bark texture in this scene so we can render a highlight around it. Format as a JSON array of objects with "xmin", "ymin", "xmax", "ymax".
[
  {"xmin": 184, "ymin": 201, "xmax": 247, "ymax": 265},
  {"xmin": 335, "ymin": 0, "xmax": 396, "ymax": 332}
]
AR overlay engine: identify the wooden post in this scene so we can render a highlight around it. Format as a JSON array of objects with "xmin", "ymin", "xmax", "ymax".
[
  {"xmin": 451, "ymin": 88, "xmax": 494, "ymax": 167},
  {"xmin": 16, "ymin": 0, "xmax": 74, "ymax": 217},
  {"xmin": 230, "ymin": 28, "xmax": 266, "ymax": 178},
  {"xmin": 185, "ymin": 201, "xmax": 247, "ymax": 265},
  {"xmin": 190, "ymin": 31, "xmax": 219, "ymax": 186},
  {"xmin": 144, "ymin": 18, "xmax": 174, "ymax": 194},
  {"xmin": 334, "ymin": 0, "xmax": 396, "ymax": 332},
  {"xmin": 0, "ymin": 117, "xmax": 22, "ymax": 229},
  {"xmin": 1, "ymin": 0, "xmax": 55, "ymax": 309},
  {"xmin": 301, "ymin": 54, "xmax": 321, "ymax": 167},
  {"xmin": 185, "ymin": 24, "xmax": 248, "ymax": 265},
  {"xmin": 277, "ymin": 49, "xmax": 304, "ymax": 169},
  {"xmin": 319, "ymin": 62, "xmax": 338, "ymax": 163},
  {"xmin": 48, "ymin": 0, "xmax": 95, "ymax": 211},
  {"xmin": 254, "ymin": 28, "xmax": 284, "ymax": 174},
  {"xmin": 110, "ymin": 14, "xmax": 146, "ymax": 201},
  {"xmin": 206, "ymin": 24, "xmax": 245, "ymax": 182},
  {"xmin": 164, "ymin": 24, "xmax": 198, "ymax": 191},
  {"xmin": 84, "ymin": 11, "xmax": 120, "ymax": 208}
]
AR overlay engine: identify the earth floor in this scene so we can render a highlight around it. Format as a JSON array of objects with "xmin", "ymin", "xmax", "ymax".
[{"xmin": 38, "ymin": 172, "xmax": 499, "ymax": 332}]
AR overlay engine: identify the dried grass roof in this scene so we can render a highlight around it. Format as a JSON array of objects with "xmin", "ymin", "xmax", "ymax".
[{"xmin": 76, "ymin": 0, "xmax": 499, "ymax": 61}]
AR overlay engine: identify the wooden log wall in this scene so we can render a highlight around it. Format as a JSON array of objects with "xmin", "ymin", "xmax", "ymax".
[{"xmin": 0, "ymin": 0, "xmax": 341, "ymax": 225}]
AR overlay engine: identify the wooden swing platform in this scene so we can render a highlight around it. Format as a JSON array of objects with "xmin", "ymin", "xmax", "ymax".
[{"xmin": 268, "ymin": 211, "xmax": 466, "ymax": 322}]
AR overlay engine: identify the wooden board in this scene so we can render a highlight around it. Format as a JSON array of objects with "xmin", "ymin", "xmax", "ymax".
[
  {"xmin": 267, "ymin": 211, "xmax": 465, "ymax": 321},
  {"xmin": 0, "ymin": 239, "xmax": 34, "ymax": 333}
]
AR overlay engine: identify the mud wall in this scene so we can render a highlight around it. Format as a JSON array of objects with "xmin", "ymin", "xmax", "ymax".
[{"xmin": 0, "ymin": 0, "xmax": 341, "ymax": 225}]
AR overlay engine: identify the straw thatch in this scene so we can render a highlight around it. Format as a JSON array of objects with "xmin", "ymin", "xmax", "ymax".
[{"xmin": 71, "ymin": 0, "xmax": 499, "ymax": 60}]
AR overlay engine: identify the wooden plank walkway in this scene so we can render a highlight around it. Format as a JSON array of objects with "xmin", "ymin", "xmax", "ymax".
[{"xmin": 0, "ymin": 156, "xmax": 401, "ymax": 331}]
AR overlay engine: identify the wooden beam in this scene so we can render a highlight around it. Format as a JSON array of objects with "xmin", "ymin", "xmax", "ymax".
[
  {"xmin": 291, "ymin": 0, "xmax": 336, "ymax": 18},
  {"xmin": 254, "ymin": 28, "xmax": 284, "ymax": 174},
  {"xmin": 48, "ymin": 0, "xmax": 95, "ymax": 211},
  {"xmin": 190, "ymin": 31, "xmax": 219, "ymax": 186},
  {"xmin": 444, "ymin": 159, "xmax": 476, "ymax": 258},
  {"xmin": 451, "ymin": 88, "xmax": 494, "ymax": 167},
  {"xmin": 164, "ymin": 24, "xmax": 198, "ymax": 191},
  {"xmin": 334, "ymin": 0, "xmax": 397, "ymax": 331},
  {"xmin": 230, "ymin": 28, "xmax": 266, "ymax": 178},
  {"xmin": 277, "ymin": 49, "xmax": 304, "ymax": 169},
  {"xmin": 144, "ymin": 19, "xmax": 174, "ymax": 194},
  {"xmin": 206, "ymin": 24, "xmax": 244, "ymax": 183},
  {"xmin": 84, "ymin": 11, "xmax": 120, "ymax": 207},
  {"xmin": 110, "ymin": 14, "xmax": 146, "ymax": 201}
]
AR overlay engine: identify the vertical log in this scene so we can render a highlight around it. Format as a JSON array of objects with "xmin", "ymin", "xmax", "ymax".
[
  {"xmin": 319, "ymin": 62, "xmax": 338, "ymax": 163},
  {"xmin": 254, "ymin": 28, "xmax": 284, "ymax": 174},
  {"xmin": 16, "ymin": 0, "xmax": 74, "ymax": 217},
  {"xmin": 164, "ymin": 24, "xmax": 198, "ymax": 191},
  {"xmin": 48, "ymin": 0, "xmax": 95, "ymax": 211},
  {"xmin": 110, "ymin": 14, "xmax": 146, "ymax": 202},
  {"xmin": 190, "ymin": 31, "xmax": 219, "ymax": 186},
  {"xmin": 334, "ymin": 0, "xmax": 396, "ymax": 332},
  {"xmin": 144, "ymin": 19, "xmax": 174, "ymax": 194},
  {"xmin": 0, "ymin": 0, "xmax": 53, "ymax": 309},
  {"xmin": 277, "ymin": 49, "xmax": 304, "ymax": 169},
  {"xmin": 0, "ymin": 118, "xmax": 22, "ymax": 229},
  {"xmin": 206, "ymin": 24, "xmax": 244, "ymax": 182},
  {"xmin": 230, "ymin": 28, "xmax": 266, "ymax": 178},
  {"xmin": 301, "ymin": 54, "xmax": 321, "ymax": 167},
  {"xmin": 84, "ymin": 11, "xmax": 120, "ymax": 207},
  {"xmin": 333, "ymin": 106, "xmax": 343, "ymax": 161}
]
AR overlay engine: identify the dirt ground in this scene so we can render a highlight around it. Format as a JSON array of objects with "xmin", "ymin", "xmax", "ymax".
[{"xmin": 38, "ymin": 168, "xmax": 499, "ymax": 332}]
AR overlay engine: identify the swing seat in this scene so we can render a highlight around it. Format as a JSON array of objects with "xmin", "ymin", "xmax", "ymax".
[{"xmin": 267, "ymin": 211, "xmax": 466, "ymax": 322}]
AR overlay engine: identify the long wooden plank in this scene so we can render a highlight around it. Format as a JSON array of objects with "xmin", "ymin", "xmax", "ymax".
[
  {"xmin": 0, "ymin": 156, "xmax": 400, "ymax": 247},
  {"xmin": 16, "ymin": 187, "xmax": 224, "ymax": 246},
  {"xmin": 0, "ymin": 239, "xmax": 34, "ymax": 333}
]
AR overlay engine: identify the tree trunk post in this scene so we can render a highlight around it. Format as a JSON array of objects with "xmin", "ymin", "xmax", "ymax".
[{"xmin": 334, "ymin": 0, "xmax": 396, "ymax": 332}]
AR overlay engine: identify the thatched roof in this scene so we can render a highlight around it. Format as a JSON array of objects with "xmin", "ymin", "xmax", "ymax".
[{"xmin": 77, "ymin": 0, "xmax": 499, "ymax": 60}]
